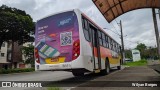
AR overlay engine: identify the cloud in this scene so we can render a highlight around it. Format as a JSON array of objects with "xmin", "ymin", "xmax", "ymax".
[
  {"xmin": 115, "ymin": 9, "xmax": 158, "ymax": 49},
  {"xmin": 0, "ymin": 0, "xmax": 159, "ymax": 49}
]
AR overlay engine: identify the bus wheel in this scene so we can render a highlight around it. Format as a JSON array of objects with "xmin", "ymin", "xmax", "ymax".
[
  {"xmin": 117, "ymin": 65, "xmax": 121, "ymax": 70},
  {"xmin": 117, "ymin": 59, "xmax": 121, "ymax": 70},
  {"xmin": 72, "ymin": 72, "xmax": 84, "ymax": 77},
  {"xmin": 101, "ymin": 59, "xmax": 110, "ymax": 75}
]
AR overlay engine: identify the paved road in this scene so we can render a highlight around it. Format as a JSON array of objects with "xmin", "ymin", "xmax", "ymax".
[
  {"xmin": 0, "ymin": 66, "xmax": 159, "ymax": 90},
  {"xmin": 0, "ymin": 71, "xmax": 73, "ymax": 81},
  {"xmin": 148, "ymin": 64, "xmax": 160, "ymax": 73},
  {"xmin": 72, "ymin": 66, "xmax": 160, "ymax": 90},
  {"xmin": 0, "ymin": 69, "xmax": 118, "ymax": 90},
  {"xmin": 0, "ymin": 71, "xmax": 74, "ymax": 90}
]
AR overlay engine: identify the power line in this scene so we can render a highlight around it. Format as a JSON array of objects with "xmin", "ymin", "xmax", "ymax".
[
  {"xmin": 124, "ymin": 39, "xmax": 137, "ymax": 44},
  {"xmin": 103, "ymin": 28, "xmax": 120, "ymax": 36},
  {"xmin": 110, "ymin": 22, "xmax": 120, "ymax": 35},
  {"xmin": 115, "ymin": 19, "xmax": 120, "ymax": 26}
]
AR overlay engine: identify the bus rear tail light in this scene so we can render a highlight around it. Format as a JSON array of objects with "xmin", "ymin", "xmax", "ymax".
[
  {"xmin": 72, "ymin": 39, "xmax": 80, "ymax": 60},
  {"xmin": 35, "ymin": 48, "xmax": 40, "ymax": 63}
]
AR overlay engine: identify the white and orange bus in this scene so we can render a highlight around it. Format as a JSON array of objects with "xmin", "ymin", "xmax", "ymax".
[{"xmin": 34, "ymin": 9, "xmax": 121, "ymax": 76}]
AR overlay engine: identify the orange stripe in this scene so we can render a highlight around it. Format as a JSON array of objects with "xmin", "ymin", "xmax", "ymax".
[
  {"xmin": 89, "ymin": 42, "xmax": 112, "ymax": 58},
  {"xmin": 100, "ymin": 46, "xmax": 112, "ymax": 58}
]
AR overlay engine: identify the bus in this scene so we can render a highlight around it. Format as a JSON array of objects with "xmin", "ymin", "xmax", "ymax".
[{"xmin": 34, "ymin": 9, "xmax": 121, "ymax": 76}]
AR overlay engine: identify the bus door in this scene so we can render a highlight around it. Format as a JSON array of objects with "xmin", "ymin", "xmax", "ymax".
[{"xmin": 90, "ymin": 26, "xmax": 101, "ymax": 70}]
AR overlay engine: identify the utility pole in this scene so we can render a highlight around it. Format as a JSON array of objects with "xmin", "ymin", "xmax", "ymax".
[
  {"xmin": 120, "ymin": 20, "xmax": 125, "ymax": 64},
  {"xmin": 152, "ymin": 8, "xmax": 160, "ymax": 56}
]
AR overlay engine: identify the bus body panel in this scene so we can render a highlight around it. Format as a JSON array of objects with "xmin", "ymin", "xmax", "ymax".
[
  {"xmin": 35, "ymin": 9, "xmax": 121, "ymax": 72},
  {"xmin": 81, "ymin": 11, "xmax": 121, "ymax": 70},
  {"xmin": 35, "ymin": 10, "xmax": 81, "ymax": 71},
  {"xmin": 73, "ymin": 9, "xmax": 94, "ymax": 71}
]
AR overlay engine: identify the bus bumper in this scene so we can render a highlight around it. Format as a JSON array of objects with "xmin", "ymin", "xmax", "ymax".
[
  {"xmin": 36, "ymin": 62, "xmax": 72, "ymax": 71},
  {"xmin": 35, "ymin": 56, "xmax": 92, "ymax": 72}
]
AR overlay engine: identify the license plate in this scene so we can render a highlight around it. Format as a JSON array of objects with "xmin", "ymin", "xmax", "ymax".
[
  {"xmin": 45, "ymin": 57, "xmax": 65, "ymax": 64},
  {"xmin": 51, "ymin": 58, "xmax": 59, "ymax": 62}
]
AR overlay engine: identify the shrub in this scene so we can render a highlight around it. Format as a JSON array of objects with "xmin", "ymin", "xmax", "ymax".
[{"xmin": 0, "ymin": 68, "xmax": 35, "ymax": 74}]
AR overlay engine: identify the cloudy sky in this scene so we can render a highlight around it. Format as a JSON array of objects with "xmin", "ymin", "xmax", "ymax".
[{"xmin": 0, "ymin": 0, "xmax": 160, "ymax": 49}]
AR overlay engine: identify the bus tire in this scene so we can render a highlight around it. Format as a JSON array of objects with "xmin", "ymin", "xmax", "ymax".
[
  {"xmin": 117, "ymin": 60, "xmax": 121, "ymax": 70},
  {"xmin": 117, "ymin": 65, "xmax": 121, "ymax": 70},
  {"xmin": 101, "ymin": 58, "xmax": 110, "ymax": 75},
  {"xmin": 72, "ymin": 72, "xmax": 84, "ymax": 77}
]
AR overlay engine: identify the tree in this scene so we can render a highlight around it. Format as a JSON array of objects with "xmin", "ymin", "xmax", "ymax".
[
  {"xmin": 135, "ymin": 43, "xmax": 147, "ymax": 59},
  {"xmin": 144, "ymin": 47, "xmax": 158, "ymax": 60},
  {"xmin": 124, "ymin": 49, "xmax": 132, "ymax": 59},
  {"xmin": 136, "ymin": 43, "xmax": 147, "ymax": 51},
  {"xmin": 22, "ymin": 44, "xmax": 34, "ymax": 67},
  {"xmin": 0, "ymin": 5, "xmax": 34, "ymax": 49}
]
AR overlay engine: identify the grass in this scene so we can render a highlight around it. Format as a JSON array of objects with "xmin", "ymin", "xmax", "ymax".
[
  {"xmin": 47, "ymin": 87, "xmax": 60, "ymax": 90},
  {"xmin": 123, "ymin": 60, "xmax": 147, "ymax": 67}
]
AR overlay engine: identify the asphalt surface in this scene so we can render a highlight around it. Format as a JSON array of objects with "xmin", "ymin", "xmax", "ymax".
[
  {"xmin": 72, "ymin": 66, "xmax": 160, "ymax": 90},
  {"xmin": 0, "ymin": 66, "xmax": 160, "ymax": 90},
  {"xmin": 148, "ymin": 64, "xmax": 160, "ymax": 73},
  {"xmin": 0, "ymin": 71, "xmax": 73, "ymax": 81},
  {"xmin": 0, "ymin": 71, "xmax": 74, "ymax": 90},
  {"xmin": 0, "ymin": 68, "xmax": 119, "ymax": 90}
]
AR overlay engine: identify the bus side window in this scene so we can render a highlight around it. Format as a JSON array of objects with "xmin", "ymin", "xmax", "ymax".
[
  {"xmin": 82, "ymin": 18, "xmax": 85, "ymax": 28},
  {"xmin": 82, "ymin": 18, "xmax": 90, "ymax": 42},
  {"xmin": 119, "ymin": 46, "xmax": 122, "ymax": 53},
  {"xmin": 105, "ymin": 35, "xmax": 109, "ymax": 48},
  {"xmin": 112, "ymin": 41, "xmax": 115, "ymax": 51},
  {"xmin": 119, "ymin": 45, "xmax": 121, "ymax": 53},
  {"xmin": 117, "ymin": 44, "xmax": 119, "ymax": 53},
  {"xmin": 84, "ymin": 18, "xmax": 88, "ymax": 30},
  {"xmin": 114, "ymin": 42, "xmax": 116, "ymax": 52},
  {"xmin": 98, "ymin": 31, "xmax": 102, "ymax": 46},
  {"xmin": 115, "ymin": 43, "xmax": 117, "ymax": 52},
  {"xmin": 115, "ymin": 42, "xmax": 117, "ymax": 52},
  {"xmin": 111, "ymin": 39, "xmax": 113, "ymax": 50},
  {"xmin": 114, "ymin": 41, "xmax": 116, "ymax": 51},
  {"xmin": 108, "ymin": 37, "xmax": 111, "ymax": 49},
  {"xmin": 91, "ymin": 27, "xmax": 98, "ymax": 47},
  {"xmin": 102, "ymin": 33, "xmax": 106, "ymax": 47}
]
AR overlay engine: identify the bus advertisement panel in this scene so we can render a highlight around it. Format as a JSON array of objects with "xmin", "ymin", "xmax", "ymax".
[{"xmin": 35, "ymin": 11, "xmax": 79, "ymax": 70}]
